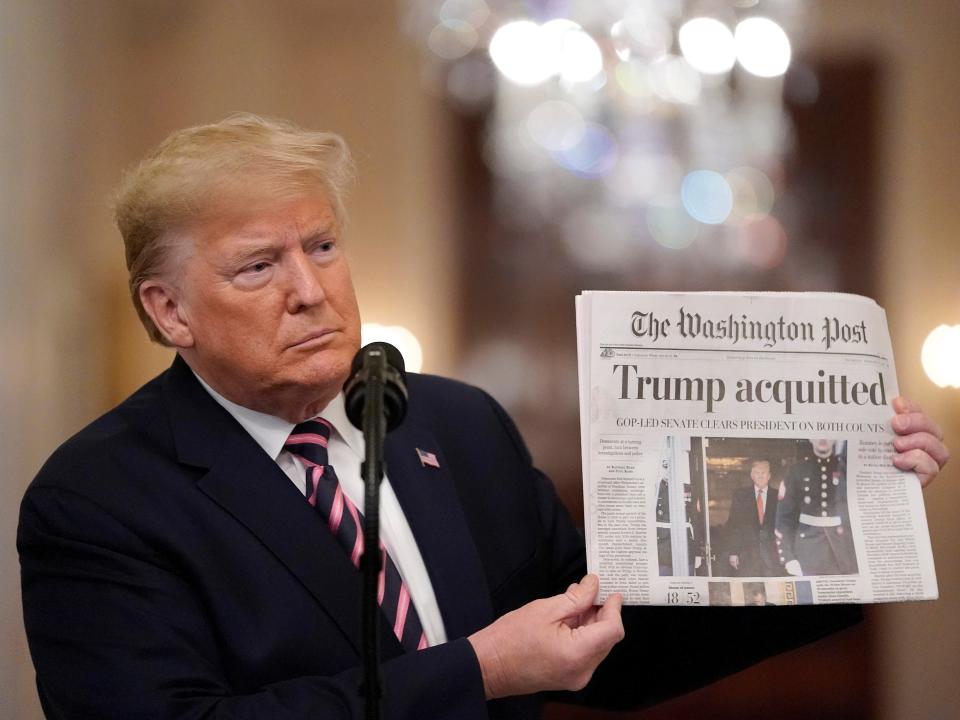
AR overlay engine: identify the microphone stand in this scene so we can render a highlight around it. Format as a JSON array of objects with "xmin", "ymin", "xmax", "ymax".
[{"xmin": 360, "ymin": 353, "xmax": 387, "ymax": 720}]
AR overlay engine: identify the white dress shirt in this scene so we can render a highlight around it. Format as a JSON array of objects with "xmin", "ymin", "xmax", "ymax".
[{"xmin": 194, "ymin": 373, "xmax": 447, "ymax": 646}]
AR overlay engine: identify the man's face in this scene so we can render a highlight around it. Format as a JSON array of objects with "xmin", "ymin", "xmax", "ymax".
[
  {"xmin": 172, "ymin": 194, "xmax": 361, "ymax": 419},
  {"xmin": 810, "ymin": 439, "xmax": 836, "ymax": 459},
  {"xmin": 750, "ymin": 461, "xmax": 770, "ymax": 490}
]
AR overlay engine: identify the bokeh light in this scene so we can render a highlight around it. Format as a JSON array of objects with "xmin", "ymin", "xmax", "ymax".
[
  {"xmin": 488, "ymin": 20, "xmax": 554, "ymax": 86},
  {"xmin": 548, "ymin": 22, "xmax": 604, "ymax": 83},
  {"xmin": 438, "ymin": 0, "xmax": 489, "ymax": 27},
  {"xmin": 646, "ymin": 196, "xmax": 700, "ymax": 249},
  {"xmin": 554, "ymin": 123, "xmax": 619, "ymax": 178},
  {"xmin": 427, "ymin": 19, "xmax": 478, "ymax": 60},
  {"xmin": 681, "ymin": 170, "xmax": 734, "ymax": 224},
  {"xmin": 678, "ymin": 17, "xmax": 736, "ymax": 75},
  {"xmin": 361, "ymin": 323, "xmax": 424, "ymax": 373},
  {"xmin": 650, "ymin": 55, "xmax": 701, "ymax": 104},
  {"xmin": 526, "ymin": 100, "xmax": 585, "ymax": 152},
  {"xmin": 735, "ymin": 17, "xmax": 791, "ymax": 78},
  {"xmin": 488, "ymin": 18, "xmax": 603, "ymax": 86},
  {"xmin": 737, "ymin": 213, "xmax": 789, "ymax": 268},
  {"xmin": 613, "ymin": 58, "xmax": 653, "ymax": 101},
  {"xmin": 610, "ymin": 9, "xmax": 671, "ymax": 61},
  {"xmin": 725, "ymin": 166, "xmax": 776, "ymax": 222},
  {"xmin": 921, "ymin": 325, "xmax": 960, "ymax": 388},
  {"xmin": 604, "ymin": 152, "xmax": 683, "ymax": 205}
]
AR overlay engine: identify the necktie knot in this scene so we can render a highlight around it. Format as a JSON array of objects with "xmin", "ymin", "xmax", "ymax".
[{"xmin": 285, "ymin": 418, "xmax": 333, "ymax": 467}]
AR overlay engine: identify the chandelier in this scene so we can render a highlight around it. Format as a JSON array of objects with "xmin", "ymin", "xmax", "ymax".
[{"xmin": 403, "ymin": 0, "xmax": 812, "ymax": 274}]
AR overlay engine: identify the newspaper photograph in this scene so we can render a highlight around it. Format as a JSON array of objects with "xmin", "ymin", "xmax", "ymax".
[{"xmin": 576, "ymin": 291, "xmax": 937, "ymax": 606}]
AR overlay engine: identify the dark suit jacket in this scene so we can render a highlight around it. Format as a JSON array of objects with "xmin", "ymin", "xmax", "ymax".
[
  {"xmin": 19, "ymin": 356, "xmax": 861, "ymax": 719},
  {"xmin": 726, "ymin": 484, "xmax": 781, "ymax": 577}
]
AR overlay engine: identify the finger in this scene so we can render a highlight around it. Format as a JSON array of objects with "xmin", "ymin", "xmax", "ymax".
[
  {"xmin": 557, "ymin": 575, "xmax": 600, "ymax": 619},
  {"xmin": 892, "ymin": 395, "xmax": 922, "ymax": 414},
  {"xmin": 575, "ymin": 593, "xmax": 625, "ymax": 649},
  {"xmin": 595, "ymin": 592, "xmax": 623, "ymax": 624},
  {"xmin": 893, "ymin": 431, "xmax": 950, "ymax": 468},
  {"xmin": 892, "ymin": 411, "xmax": 943, "ymax": 441},
  {"xmin": 893, "ymin": 448, "xmax": 941, "ymax": 487},
  {"xmin": 577, "ymin": 590, "xmax": 624, "ymax": 627}
]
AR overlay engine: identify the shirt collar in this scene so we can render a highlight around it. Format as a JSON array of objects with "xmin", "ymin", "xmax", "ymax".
[{"xmin": 192, "ymin": 370, "xmax": 361, "ymax": 460}]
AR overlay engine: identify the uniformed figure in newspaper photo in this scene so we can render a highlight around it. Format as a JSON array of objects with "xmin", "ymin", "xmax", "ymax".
[{"xmin": 775, "ymin": 439, "xmax": 859, "ymax": 576}]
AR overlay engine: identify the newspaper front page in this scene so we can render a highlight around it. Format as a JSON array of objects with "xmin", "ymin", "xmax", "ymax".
[{"xmin": 577, "ymin": 291, "xmax": 937, "ymax": 606}]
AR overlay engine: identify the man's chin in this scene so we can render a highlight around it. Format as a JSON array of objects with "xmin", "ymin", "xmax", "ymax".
[{"xmin": 291, "ymin": 352, "xmax": 354, "ymax": 394}]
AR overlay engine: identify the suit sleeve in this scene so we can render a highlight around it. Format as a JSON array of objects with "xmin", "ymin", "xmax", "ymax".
[
  {"xmin": 18, "ymin": 486, "xmax": 488, "ymax": 720},
  {"xmin": 478, "ymin": 388, "xmax": 588, "ymax": 594}
]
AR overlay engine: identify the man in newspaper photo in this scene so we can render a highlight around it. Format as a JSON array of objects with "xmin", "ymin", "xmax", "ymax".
[
  {"xmin": 776, "ymin": 439, "xmax": 857, "ymax": 576},
  {"xmin": 726, "ymin": 458, "xmax": 781, "ymax": 577}
]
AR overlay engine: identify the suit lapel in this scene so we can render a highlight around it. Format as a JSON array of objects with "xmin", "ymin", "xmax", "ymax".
[
  {"xmin": 162, "ymin": 356, "xmax": 369, "ymax": 655},
  {"xmin": 385, "ymin": 423, "xmax": 494, "ymax": 640},
  {"xmin": 162, "ymin": 356, "xmax": 494, "ymax": 651}
]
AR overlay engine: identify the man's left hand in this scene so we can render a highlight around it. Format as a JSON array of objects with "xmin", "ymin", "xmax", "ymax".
[{"xmin": 891, "ymin": 396, "xmax": 949, "ymax": 488}]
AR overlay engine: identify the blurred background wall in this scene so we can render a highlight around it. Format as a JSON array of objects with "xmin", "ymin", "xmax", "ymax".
[{"xmin": 1, "ymin": 1, "xmax": 957, "ymax": 718}]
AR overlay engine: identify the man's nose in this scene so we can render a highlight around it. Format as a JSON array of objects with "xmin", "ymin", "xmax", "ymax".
[{"xmin": 285, "ymin": 251, "xmax": 327, "ymax": 313}]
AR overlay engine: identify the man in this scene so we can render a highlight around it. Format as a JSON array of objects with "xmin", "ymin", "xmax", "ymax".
[
  {"xmin": 776, "ymin": 440, "xmax": 858, "ymax": 576},
  {"xmin": 726, "ymin": 459, "xmax": 781, "ymax": 577},
  {"xmin": 18, "ymin": 115, "xmax": 949, "ymax": 719}
]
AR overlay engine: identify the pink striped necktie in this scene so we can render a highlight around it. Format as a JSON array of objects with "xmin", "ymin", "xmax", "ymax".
[{"xmin": 284, "ymin": 418, "xmax": 427, "ymax": 653}]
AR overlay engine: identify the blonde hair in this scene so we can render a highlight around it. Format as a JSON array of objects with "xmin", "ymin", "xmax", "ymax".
[{"xmin": 114, "ymin": 113, "xmax": 355, "ymax": 345}]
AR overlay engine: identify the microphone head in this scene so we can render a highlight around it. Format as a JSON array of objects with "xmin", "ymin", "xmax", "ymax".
[
  {"xmin": 349, "ymin": 340, "xmax": 406, "ymax": 378},
  {"xmin": 344, "ymin": 342, "xmax": 409, "ymax": 432}
]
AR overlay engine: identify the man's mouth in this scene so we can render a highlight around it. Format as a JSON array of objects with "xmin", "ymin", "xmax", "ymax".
[{"xmin": 288, "ymin": 329, "xmax": 338, "ymax": 349}]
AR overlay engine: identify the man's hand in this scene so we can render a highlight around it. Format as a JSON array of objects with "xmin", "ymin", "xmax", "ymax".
[
  {"xmin": 467, "ymin": 574, "xmax": 624, "ymax": 700},
  {"xmin": 784, "ymin": 559, "xmax": 803, "ymax": 576},
  {"xmin": 728, "ymin": 555, "xmax": 740, "ymax": 570},
  {"xmin": 891, "ymin": 396, "xmax": 950, "ymax": 488}
]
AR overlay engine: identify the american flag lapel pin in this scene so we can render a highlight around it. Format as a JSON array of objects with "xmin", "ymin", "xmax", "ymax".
[{"xmin": 416, "ymin": 447, "xmax": 440, "ymax": 468}]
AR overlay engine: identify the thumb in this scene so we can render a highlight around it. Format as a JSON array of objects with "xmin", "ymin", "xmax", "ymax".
[{"xmin": 552, "ymin": 575, "xmax": 600, "ymax": 619}]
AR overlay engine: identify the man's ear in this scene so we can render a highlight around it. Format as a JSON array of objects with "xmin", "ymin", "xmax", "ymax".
[{"xmin": 139, "ymin": 280, "xmax": 195, "ymax": 348}]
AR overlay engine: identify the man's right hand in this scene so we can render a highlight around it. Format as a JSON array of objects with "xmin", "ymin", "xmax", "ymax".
[
  {"xmin": 467, "ymin": 574, "xmax": 624, "ymax": 700},
  {"xmin": 728, "ymin": 555, "xmax": 740, "ymax": 570}
]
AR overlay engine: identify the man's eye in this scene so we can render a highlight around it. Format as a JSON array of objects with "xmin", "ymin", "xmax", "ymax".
[
  {"xmin": 308, "ymin": 240, "xmax": 338, "ymax": 260},
  {"xmin": 243, "ymin": 262, "xmax": 271, "ymax": 274}
]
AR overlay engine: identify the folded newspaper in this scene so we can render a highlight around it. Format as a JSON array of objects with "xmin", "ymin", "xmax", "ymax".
[{"xmin": 576, "ymin": 291, "xmax": 937, "ymax": 606}]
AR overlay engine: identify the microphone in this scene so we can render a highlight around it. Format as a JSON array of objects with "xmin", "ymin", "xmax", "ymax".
[
  {"xmin": 342, "ymin": 341, "xmax": 409, "ymax": 716},
  {"xmin": 343, "ymin": 342, "xmax": 408, "ymax": 432}
]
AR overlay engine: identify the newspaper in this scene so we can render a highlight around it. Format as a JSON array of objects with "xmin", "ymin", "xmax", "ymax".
[{"xmin": 576, "ymin": 291, "xmax": 937, "ymax": 606}]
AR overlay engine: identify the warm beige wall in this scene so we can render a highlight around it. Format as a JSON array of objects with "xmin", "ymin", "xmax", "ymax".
[
  {"xmin": 812, "ymin": 2, "xmax": 960, "ymax": 718},
  {"xmin": 0, "ymin": 2, "xmax": 455, "ymax": 718}
]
